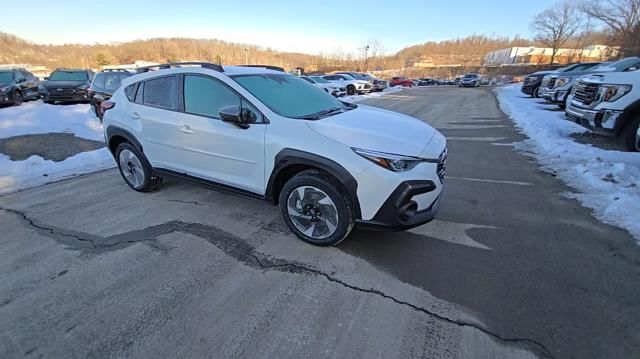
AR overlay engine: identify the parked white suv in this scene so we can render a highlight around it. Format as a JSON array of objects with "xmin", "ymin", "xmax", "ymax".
[
  {"xmin": 102, "ymin": 62, "xmax": 447, "ymax": 245},
  {"xmin": 299, "ymin": 75, "xmax": 346, "ymax": 97},
  {"xmin": 322, "ymin": 74, "xmax": 372, "ymax": 95},
  {"xmin": 566, "ymin": 68, "xmax": 640, "ymax": 151}
]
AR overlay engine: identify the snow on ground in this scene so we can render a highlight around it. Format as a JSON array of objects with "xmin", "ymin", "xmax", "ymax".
[
  {"xmin": 342, "ymin": 86, "xmax": 403, "ymax": 103},
  {"xmin": 0, "ymin": 101, "xmax": 114, "ymax": 195},
  {"xmin": 496, "ymin": 84, "xmax": 640, "ymax": 241}
]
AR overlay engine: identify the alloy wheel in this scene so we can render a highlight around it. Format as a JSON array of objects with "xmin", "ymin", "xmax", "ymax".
[
  {"xmin": 14, "ymin": 91, "xmax": 23, "ymax": 106},
  {"xmin": 287, "ymin": 186, "xmax": 339, "ymax": 240},
  {"xmin": 118, "ymin": 149, "xmax": 145, "ymax": 188}
]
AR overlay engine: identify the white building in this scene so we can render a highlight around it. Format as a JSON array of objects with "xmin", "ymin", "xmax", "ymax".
[{"xmin": 484, "ymin": 45, "xmax": 618, "ymax": 66}]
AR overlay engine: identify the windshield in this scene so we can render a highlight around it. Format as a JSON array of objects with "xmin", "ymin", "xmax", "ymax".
[
  {"xmin": 0, "ymin": 72, "xmax": 14, "ymax": 82},
  {"xmin": 563, "ymin": 63, "xmax": 598, "ymax": 72},
  {"xmin": 48, "ymin": 71, "xmax": 88, "ymax": 81},
  {"xmin": 233, "ymin": 73, "xmax": 348, "ymax": 119},
  {"xmin": 310, "ymin": 76, "xmax": 330, "ymax": 84},
  {"xmin": 463, "ymin": 74, "xmax": 478, "ymax": 78},
  {"xmin": 342, "ymin": 72, "xmax": 366, "ymax": 80},
  {"xmin": 598, "ymin": 57, "xmax": 640, "ymax": 72}
]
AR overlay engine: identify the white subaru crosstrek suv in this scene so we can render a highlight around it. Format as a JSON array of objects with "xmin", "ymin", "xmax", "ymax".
[{"xmin": 102, "ymin": 62, "xmax": 447, "ymax": 246}]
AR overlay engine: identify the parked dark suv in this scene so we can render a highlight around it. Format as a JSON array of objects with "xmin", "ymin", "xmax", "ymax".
[
  {"xmin": 0, "ymin": 68, "xmax": 41, "ymax": 106},
  {"xmin": 89, "ymin": 70, "xmax": 134, "ymax": 121},
  {"xmin": 39, "ymin": 68, "xmax": 94, "ymax": 104}
]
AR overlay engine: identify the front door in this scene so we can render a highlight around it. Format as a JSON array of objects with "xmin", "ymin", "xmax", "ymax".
[{"xmin": 173, "ymin": 74, "xmax": 266, "ymax": 195}]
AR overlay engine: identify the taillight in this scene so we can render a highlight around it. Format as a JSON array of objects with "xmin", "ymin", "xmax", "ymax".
[{"xmin": 101, "ymin": 101, "xmax": 115, "ymax": 115}]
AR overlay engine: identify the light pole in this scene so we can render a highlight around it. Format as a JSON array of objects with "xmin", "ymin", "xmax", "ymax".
[
  {"xmin": 244, "ymin": 48, "xmax": 249, "ymax": 64},
  {"xmin": 364, "ymin": 45, "xmax": 370, "ymax": 72}
]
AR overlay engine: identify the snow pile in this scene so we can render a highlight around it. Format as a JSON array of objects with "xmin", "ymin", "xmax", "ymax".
[
  {"xmin": 496, "ymin": 84, "xmax": 640, "ymax": 241},
  {"xmin": 0, "ymin": 101, "xmax": 114, "ymax": 195},
  {"xmin": 342, "ymin": 86, "xmax": 403, "ymax": 103}
]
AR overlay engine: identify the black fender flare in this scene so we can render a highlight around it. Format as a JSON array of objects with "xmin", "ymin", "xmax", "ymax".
[
  {"xmin": 266, "ymin": 149, "xmax": 362, "ymax": 219},
  {"xmin": 614, "ymin": 99, "xmax": 640, "ymax": 135},
  {"xmin": 105, "ymin": 126, "xmax": 144, "ymax": 156}
]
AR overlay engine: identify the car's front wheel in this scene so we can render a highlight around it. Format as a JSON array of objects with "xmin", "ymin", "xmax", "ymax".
[
  {"xmin": 115, "ymin": 142, "xmax": 162, "ymax": 192},
  {"xmin": 13, "ymin": 91, "xmax": 23, "ymax": 106},
  {"xmin": 279, "ymin": 170, "xmax": 355, "ymax": 246},
  {"xmin": 346, "ymin": 85, "xmax": 356, "ymax": 96},
  {"xmin": 621, "ymin": 115, "xmax": 640, "ymax": 152}
]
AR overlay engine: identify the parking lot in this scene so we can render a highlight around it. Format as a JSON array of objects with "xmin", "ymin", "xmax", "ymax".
[{"xmin": 1, "ymin": 87, "xmax": 639, "ymax": 359}]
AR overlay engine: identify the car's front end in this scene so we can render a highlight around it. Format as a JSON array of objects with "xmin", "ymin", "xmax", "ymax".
[
  {"xmin": 460, "ymin": 76, "xmax": 479, "ymax": 87},
  {"xmin": 0, "ymin": 83, "xmax": 17, "ymax": 105},
  {"xmin": 40, "ymin": 82, "xmax": 91, "ymax": 103},
  {"xmin": 565, "ymin": 74, "xmax": 635, "ymax": 136},
  {"xmin": 521, "ymin": 74, "xmax": 545, "ymax": 95},
  {"xmin": 306, "ymin": 105, "xmax": 447, "ymax": 230},
  {"xmin": 373, "ymin": 79, "xmax": 388, "ymax": 91},
  {"xmin": 541, "ymin": 75, "xmax": 574, "ymax": 105}
]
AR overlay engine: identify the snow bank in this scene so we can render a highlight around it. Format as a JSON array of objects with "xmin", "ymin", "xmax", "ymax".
[
  {"xmin": 0, "ymin": 101, "xmax": 115, "ymax": 195},
  {"xmin": 496, "ymin": 84, "xmax": 640, "ymax": 241},
  {"xmin": 342, "ymin": 86, "xmax": 403, "ymax": 103}
]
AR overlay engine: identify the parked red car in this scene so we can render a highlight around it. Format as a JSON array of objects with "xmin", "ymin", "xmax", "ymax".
[{"xmin": 390, "ymin": 77, "xmax": 413, "ymax": 87}]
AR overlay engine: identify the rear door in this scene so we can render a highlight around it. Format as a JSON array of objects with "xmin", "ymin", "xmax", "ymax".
[
  {"xmin": 131, "ymin": 75, "xmax": 183, "ymax": 169},
  {"xmin": 172, "ymin": 74, "xmax": 266, "ymax": 194}
]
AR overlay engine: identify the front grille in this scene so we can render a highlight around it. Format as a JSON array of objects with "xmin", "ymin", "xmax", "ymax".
[
  {"xmin": 364, "ymin": 84, "xmax": 372, "ymax": 89},
  {"xmin": 339, "ymin": 87, "xmax": 346, "ymax": 91},
  {"xmin": 573, "ymin": 81, "xmax": 599, "ymax": 106},
  {"xmin": 49, "ymin": 88, "xmax": 75, "ymax": 96},
  {"xmin": 437, "ymin": 148, "xmax": 447, "ymax": 181}
]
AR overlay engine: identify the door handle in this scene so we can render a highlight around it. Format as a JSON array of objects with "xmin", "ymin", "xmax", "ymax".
[
  {"xmin": 179, "ymin": 125, "xmax": 194, "ymax": 134},
  {"xmin": 130, "ymin": 112, "xmax": 141, "ymax": 120}
]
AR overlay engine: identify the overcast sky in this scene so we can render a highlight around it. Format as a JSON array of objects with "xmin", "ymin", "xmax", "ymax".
[{"xmin": 3, "ymin": 0, "xmax": 558, "ymax": 54}]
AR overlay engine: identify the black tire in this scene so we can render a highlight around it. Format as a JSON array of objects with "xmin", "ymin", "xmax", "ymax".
[
  {"xmin": 279, "ymin": 170, "xmax": 355, "ymax": 246},
  {"xmin": 532, "ymin": 86, "xmax": 541, "ymax": 98},
  {"xmin": 621, "ymin": 115, "xmax": 640, "ymax": 152},
  {"xmin": 347, "ymin": 85, "xmax": 356, "ymax": 96},
  {"xmin": 115, "ymin": 142, "xmax": 163, "ymax": 192},
  {"xmin": 13, "ymin": 91, "xmax": 23, "ymax": 106}
]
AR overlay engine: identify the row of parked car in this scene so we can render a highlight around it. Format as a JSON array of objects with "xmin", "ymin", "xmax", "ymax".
[
  {"xmin": 299, "ymin": 72, "xmax": 387, "ymax": 97},
  {"xmin": 521, "ymin": 56, "xmax": 640, "ymax": 151}
]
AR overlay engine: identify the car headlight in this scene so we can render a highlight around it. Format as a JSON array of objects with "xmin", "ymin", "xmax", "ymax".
[
  {"xmin": 0, "ymin": 87, "xmax": 8, "ymax": 93},
  {"xmin": 77, "ymin": 85, "xmax": 89, "ymax": 91},
  {"xmin": 554, "ymin": 77, "xmax": 571, "ymax": 88},
  {"xmin": 598, "ymin": 84, "xmax": 632, "ymax": 102},
  {"xmin": 353, "ymin": 148, "xmax": 433, "ymax": 172}
]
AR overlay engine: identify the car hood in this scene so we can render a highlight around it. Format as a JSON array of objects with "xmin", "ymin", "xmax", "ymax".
[
  {"xmin": 306, "ymin": 105, "xmax": 437, "ymax": 157},
  {"xmin": 42, "ymin": 80, "xmax": 88, "ymax": 88},
  {"xmin": 580, "ymin": 71, "xmax": 640, "ymax": 84}
]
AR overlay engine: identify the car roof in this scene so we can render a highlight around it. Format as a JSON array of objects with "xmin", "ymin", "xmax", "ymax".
[
  {"xmin": 54, "ymin": 68, "xmax": 89, "ymax": 72},
  {"xmin": 120, "ymin": 65, "xmax": 288, "ymax": 87}
]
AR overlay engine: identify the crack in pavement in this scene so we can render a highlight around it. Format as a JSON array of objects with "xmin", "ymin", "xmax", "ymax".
[{"xmin": 1, "ymin": 206, "xmax": 554, "ymax": 358}]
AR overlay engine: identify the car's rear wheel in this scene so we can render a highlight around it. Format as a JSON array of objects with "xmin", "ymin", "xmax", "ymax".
[
  {"xmin": 279, "ymin": 170, "xmax": 355, "ymax": 246},
  {"xmin": 115, "ymin": 142, "xmax": 162, "ymax": 192},
  {"xmin": 13, "ymin": 91, "xmax": 22, "ymax": 106},
  {"xmin": 621, "ymin": 115, "xmax": 640, "ymax": 152}
]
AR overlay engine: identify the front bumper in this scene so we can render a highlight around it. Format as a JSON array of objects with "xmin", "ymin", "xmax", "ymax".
[
  {"xmin": 357, "ymin": 181, "xmax": 441, "ymax": 230},
  {"xmin": 0, "ymin": 92, "xmax": 13, "ymax": 104},
  {"xmin": 460, "ymin": 81, "xmax": 478, "ymax": 87},
  {"xmin": 41, "ymin": 88, "xmax": 89, "ymax": 102},
  {"xmin": 565, "ymin": 100, "xmax": 623, "ymax": 136},
  {"xmin": 541, "ymin": 88, "xmax": 569, "ymax": 104}
]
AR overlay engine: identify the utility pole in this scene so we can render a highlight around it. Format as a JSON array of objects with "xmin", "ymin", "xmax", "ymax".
[
  {"xmin": 364, "ymin": 45, "xmax": 370, "ymax": 72},
  {"xmin": 244, "ymin": 48, "xmax": 249, "ymax": 64}
]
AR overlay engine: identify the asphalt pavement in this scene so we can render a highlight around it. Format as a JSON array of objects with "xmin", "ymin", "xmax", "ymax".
[{"xmin": 1, "ymin": 87, "xmax": 638, "ymax": 359}]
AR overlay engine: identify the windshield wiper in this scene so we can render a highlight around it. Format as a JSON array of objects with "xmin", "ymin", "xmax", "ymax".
[{"xmin": 299, "ymin": 107, "xmax": 345, "ymax": 120}]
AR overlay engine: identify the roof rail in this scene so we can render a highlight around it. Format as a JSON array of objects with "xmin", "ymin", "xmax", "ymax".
[
  {"xmin": 136, "ymin": 62, "xmax": 224, "ymax": 73},
  {"xmin": 239, "ymin": 65, "xmax": 285, "ymax": 72},
  {"xmin": 102, "ymin": 68, "xmax": 134, "ymax": 73}
]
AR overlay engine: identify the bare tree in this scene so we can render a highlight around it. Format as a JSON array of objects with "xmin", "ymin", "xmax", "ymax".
[
  {"xmin": 530, "ymin": 1, "xmax": 584, "ymax": 64},
  {"xmin": 580, "ymin": 0, "xmax": 640, "ymax": 56}
]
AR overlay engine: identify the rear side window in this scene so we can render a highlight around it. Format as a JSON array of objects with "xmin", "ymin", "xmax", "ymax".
[
  {"xmin": 92, "ymin": 74, "xmax": 106, "ymax": 89},
  {"xmin": 143, "ymin": 76, "xmax": 177, "ymax": 109},
  {"xmin": 184, "ymin": 75, "xmax": 240, "ymax": 118},
  {"xmin": 124, "ymin": 83, "xmax": 137, "ymax": 101},
  {"xmin": 104, "ymin": 74, "xmax": 120, "ymax": 91}
]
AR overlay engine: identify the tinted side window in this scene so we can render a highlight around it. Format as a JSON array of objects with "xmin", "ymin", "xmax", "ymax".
[
  {"xmin": 124, "ymin": 83, "xmax": 137, "ymax": 101},
  {"xmin": 104, "ymin": 74, "xmax": 120, "ymax": 91},
  {"xmin": 143, "ymin": 76, "xmax": 177, "ymax": 109},
  {"xmin": 15, "ymin": 71, "xmax": 25, "ymax": 82},
  {"xmin": 134, "ymin": 82, "xmax": 144, "ymax": 104},
  {"xmin": 184, "ymin": 75, "xmax": 240, "ymax": 118},
  {"xmin": 92, "ymin": 74, "xmax": 106, "ymax": 89}
]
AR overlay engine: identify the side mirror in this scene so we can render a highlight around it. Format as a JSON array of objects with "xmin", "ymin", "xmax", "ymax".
[
  {"xmin": 17, "ymin": 78, "xmax": 26, "ymax": 83},
  {"xmin": 219, "ymin": 105, "xmax": 251, "ymax": 129}
]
